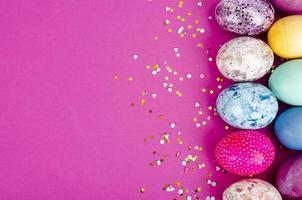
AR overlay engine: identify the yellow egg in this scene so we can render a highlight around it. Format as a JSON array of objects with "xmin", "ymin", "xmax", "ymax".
[{"xmin": 268, "ymin": 15, "xmax": 302, "ymax": 59}]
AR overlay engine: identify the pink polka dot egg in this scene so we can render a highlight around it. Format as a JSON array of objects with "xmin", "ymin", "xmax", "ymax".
[{"xmin": 215, "ymin": 130, "xmax": 275, "ymax": 176}]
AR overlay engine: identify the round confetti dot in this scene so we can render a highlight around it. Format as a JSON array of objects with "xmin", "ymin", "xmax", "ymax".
[
  {"xmin": 186, "ymin": 73, "xmax": 192, "ymax": 79},
  {"xmin": 200, "ymin": 73, "xmax": 205, "ymax": 79},
  {"xmin": 169, "ymin": 122, "xmax": 176, "ymax": 128}
]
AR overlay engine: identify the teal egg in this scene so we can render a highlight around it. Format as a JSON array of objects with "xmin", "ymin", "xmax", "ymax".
[{"xmin": 269, "ymin": 59, "xmax": 302, "ymax": 106}]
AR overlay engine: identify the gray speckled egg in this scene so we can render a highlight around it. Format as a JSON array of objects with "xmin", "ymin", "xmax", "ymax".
[
  {"xmin": 223, "ymin": 179, "xmax": 282, "ymax": 200},
  {"xmin": 216, "ymin": 37, "xmax": 274, "ymax": 82},
  {"xmin": 215, "ymin": 0, "xmax": 275, "ymax": 36},
  {"xmin": 216, "ymin": 82, "xmax": 278, "ymax": 129}
]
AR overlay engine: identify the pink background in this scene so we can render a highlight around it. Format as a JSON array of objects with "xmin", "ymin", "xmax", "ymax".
[{"xmin": 0, "ymin": 0, "xmax": 297, "ymax": 199}]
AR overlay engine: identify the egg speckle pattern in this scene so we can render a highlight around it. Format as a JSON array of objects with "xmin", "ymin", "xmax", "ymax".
[
  {"xmin": 216, "ymin": 82, "xmax": 278, "ymax": 129},
  {"xmin": 215, "ymin": 131, "xmax": 275, "ymax": 176},
  {"xmin": 223, "ymin": 179, "xmax": 282, "ymax": 200},
  {"xmin": 216, "ymin": 37, "xmax": 274, "ymax": 81},
  {"xmin": 215, "ymin": 0, "xmax": 275, "ymax": 35}
]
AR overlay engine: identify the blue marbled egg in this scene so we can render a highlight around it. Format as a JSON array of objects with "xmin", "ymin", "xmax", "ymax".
[
  {"xmin": 274, "ymin": 107, "xmax": 302, "ymax": 150},
  {"xmin": 216, "ymin": 82, "xmax": 278, "ymax": 129}
]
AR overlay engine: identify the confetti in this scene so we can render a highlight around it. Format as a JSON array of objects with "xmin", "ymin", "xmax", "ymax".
[
  {"xmin": 132, "ymin": 54, "xmax": 139, "ymax": 60},
  {"xmin": 169, "ymin": 122, "xmax": 176, "ymax": 129}
]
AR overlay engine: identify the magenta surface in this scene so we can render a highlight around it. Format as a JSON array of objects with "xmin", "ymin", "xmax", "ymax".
[{"xmin": 0, "ymin": 0, "xmax": 296, "ymax": 199}]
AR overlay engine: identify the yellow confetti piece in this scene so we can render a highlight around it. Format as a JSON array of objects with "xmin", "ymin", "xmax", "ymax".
[
  {"xmin": 187, "ymin": 24, "xmax": 192, "ymax": 29},
  {"xmin": 176, "ymin": 90, "xmax": 182, "ymax": 97},
  {"xmin": 202, "ymin": 121, "xmax": 207, "ymax": 125},
  {"xmin": 113, "ymin": 75, "xmax": 119, "ymax": 80},
  {"xmin": 146, "ymin": 65, "xmax": 151, "ymax": 69},
  {"xmin": 140, "ymin": 187, "xmax": 145, "ymax": 193},
  {"xmin": 192, "ymin": 33, "xmax": 197, "ymax": 38},
  {"xmin": 198, "ymin": 111, "xmax": 203, "ymax": 115},
  {"xmin": 181, "ymin": 18, "xmax": 185, "ymax": 22},
  {"xmin": 180, "ymin": 33, "xmax": 185, "ymax": 37},
  {"xmin": 193, "ymin": 117, "xmax": 198, "ymax": 122},
  {"xmin": 154, "ymin": 35, "xmax": 159, "ymax": 40},
  {"xmin": 187, "ymin": 12, "xmax": 192, "ymax": 16},
  {"xmin": 168, "ymin": 28, "xmax": 172, "ymax": 33},
  {"xmin": 201, "ymin": 88, "xmax": 207, "ymax": 93},
  {"xmin": 209, "ymin": 90, "xmax": 214, "ymax": 94},
  {"xmin": 153, "ymin": 64, "xmax": 159, "ymax": 69},
  {"xmin": 128, "ymin": 77, "xmax": 133, "ymax": 82},
  {"xmin": 140, "ymin": 99, "xmax": 145, "ymax": 106},
  {"xmin": 177, "ymin": 15, "xmax": 181, "ymax": 19},
  {"xmin": 195, "ymin": 19, "xmax": 200, "ymax": 24}
]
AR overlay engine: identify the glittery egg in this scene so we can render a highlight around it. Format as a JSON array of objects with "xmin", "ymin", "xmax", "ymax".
[
  {"xmin": 215, "ymin": 0, "xmax": 275, "ymax": 35},
  {"xmin": 223, "ymin": 179, "xmax": 282, "ymax": 200},
  {"xmin": 276, "ymin": 154, "xmax": 302, "ymax": 198},
  {"xmin": 215, "ymin": 131, "xmax": 275, "ymax": 176},
  {"xmin": 216, "ymin": 37, "xmax": 274, "ymax": 81},
  {"xmin": 216, "ymin": 82, "xmax": 278, "ymax": 129}
]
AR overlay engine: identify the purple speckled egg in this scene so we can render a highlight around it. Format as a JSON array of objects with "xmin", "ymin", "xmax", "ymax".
[
  {"xmin": 276, "ymin": 154, "xmax": 302, "ymax": 199},
  {"xmin": 270, "ymin": 0, "xmax": 302, "ymax": 12},
  {"xmin": 215, "ymin": 0, "xmax": 275, "ymax": 35}
]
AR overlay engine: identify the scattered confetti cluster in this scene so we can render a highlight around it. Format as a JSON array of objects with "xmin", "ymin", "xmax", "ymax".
[{"xmin": 114, "ymin": 0, "xmax": 234, "ymax": 199}]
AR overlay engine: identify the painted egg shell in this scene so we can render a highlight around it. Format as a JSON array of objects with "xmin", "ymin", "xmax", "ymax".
[
  {"xmin": 269, "ymin": 59, "xmax": 302, "ymax": 106},
  {"xmin": 215, "ymin": 0, "xmax": 275, "ymax": 35},
  {"xmin": 215, "ymin": 130, "xmax": 275, "ymax": 176},
  {"xmin": 216, "ymin": 37, "xmax": 274, "ymax": 81},
  {"xmin": 276, "ymin": 154, "xmax": 302, "ymax": 198},
  {"xmin": 270, "ymin": 0, "xmax": 302, "ymax": 12},
  {"xmin": 223, "ymin": 179, "xmax": 282, "ymax": 200},
  {"xmin": 268, "ymin": 15, "xmax": 302, "ymax": 59},
  {"xmin": 274, "ymin": 107, "xmax": 302, "ymax": 150},
  {"xmin": 216, "ymin": 82, "xmax": 278, "ymax": 129}
]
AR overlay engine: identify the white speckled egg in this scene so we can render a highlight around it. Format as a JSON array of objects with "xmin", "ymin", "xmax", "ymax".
[
  {"xmin": 223, "ymin": 179, "xmax": 282, "ymax": 200},
  {"xmin": 216, "ymin": 82, "xmax": 278, "ymax": 129},
  {"xmin": 216, "ymin": 37, "xmax": 274, "ymax": 82}
]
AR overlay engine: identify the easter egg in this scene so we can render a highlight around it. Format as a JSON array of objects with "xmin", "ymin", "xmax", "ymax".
[
  {"xmin": 276, "ymin": 154, "xmax": 302, "ymax": 198},
  {"xmin": 215, "ymin": 0, "xmax": 275, "ymax": 35},
  {"xmin": 216, "ymin": 82, "xmax": 278, "ymax": 129},
  {"xmin": 270, "ymin": 0, "xmax": 302, "ymax": 12},
  {"xmin": 269, "ymin": 59, "xmax": 302, "ymax": 106},
  {"xmin": 274, "ymin": 107, "xmax": 302, "ymax": 150},
  {"xmin": 223, "ymin": 179, "xmax": 282, "ymax": 200},
  {"xmin": 268, "ymin": 15, "xmax": 302, "ymax": 59},
  {"xmin": 216, "ymin": 37, "xmax": 274, "ymax": 81},
  {"xmin": 215, "ymin": 130, "xmax": 275, "ymax": 176}
]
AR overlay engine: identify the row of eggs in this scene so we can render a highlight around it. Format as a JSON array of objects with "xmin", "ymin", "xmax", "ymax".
[
  {"xmin": 216, "ymin": 60, "xmax": 302, "ymax": 142},
  {"xmin": 213, "ymin": 0, "xmax": 302, "ymax": 199},
  {"xmin": 222, "ymin": 154, "xmax": 302, "ymax": 199}
]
